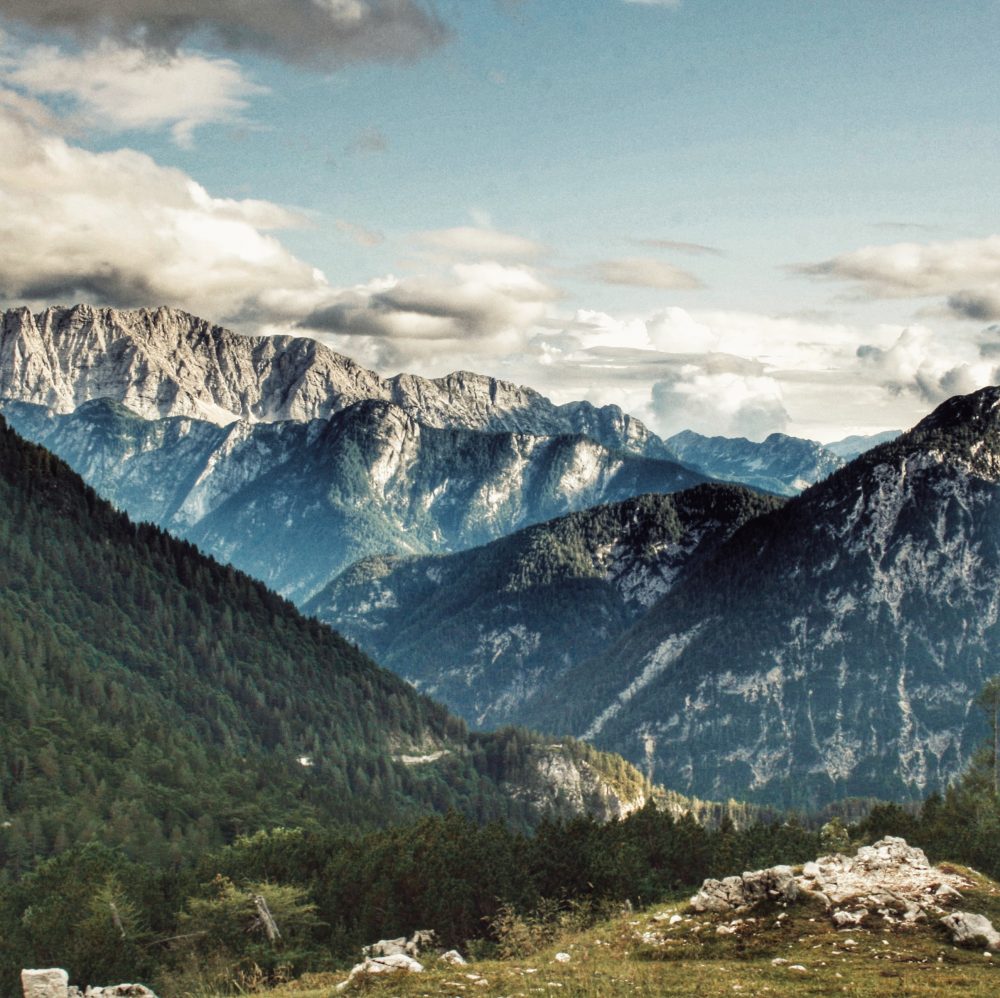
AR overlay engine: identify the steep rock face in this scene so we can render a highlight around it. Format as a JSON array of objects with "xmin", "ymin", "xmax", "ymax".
[
  {"xmin": 3, "ymin": 398, "xmax": 706, "ymax": 603},
  {"xmin": 666, "ymin": 429, "xmax": 845, "ymax": 495},
  {"xmin": 519, "ymin": 387, "xmax": 1000, "ymax": 807},
  {"xmin": 0, "ymin": 305, "xmax": 669, "ymax": 457},
  {"xmin": 306, "ymin": 486, "xmax": 781, "ymax": 727}
]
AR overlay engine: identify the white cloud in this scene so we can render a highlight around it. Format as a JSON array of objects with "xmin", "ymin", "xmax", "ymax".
[
  {"xmin": 416, "ymin": 226, "xmax": 546, "ymax": 259},
  {"xmin": 651, "ymin": 371, "xmax": 788, "ymax": 440},
  {"xmin": 0, "ymin": 102, "xmax": 330, "ymax": 323},
  {"xmin": 587, "ymin": 257, "xmax": 703, "ymax": 290},
  {"xmin": 3, "ymin": 41, "xmax": 263, "ymax": 147},
  {"xmin": 799, "ymin": 235, "xmax": 1000, "ymax": 321},
  {"xmin": 299, "ymin": 261, "xmax": 558, "ymax": 368}
]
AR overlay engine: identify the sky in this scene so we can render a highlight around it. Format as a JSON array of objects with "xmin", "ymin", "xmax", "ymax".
[{"xmin": 0, "ymin": 0, "xmax": 998, "ymax": 443}]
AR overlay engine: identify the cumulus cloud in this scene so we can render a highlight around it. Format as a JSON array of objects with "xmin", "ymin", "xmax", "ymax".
[
  {"xmin": 587, "ymin": 257, "xmax": 704, "ymax": 291},
  {"xmin": 855, "ymin": 326, "xmax": 997, "ymax": 405},
  {"xmin": 0, "ymin": 0, "xmax": 448, "ymax": 68},
  {"xmin": 0, "ymin": 102, "xmax": 330, "ymax": 323},
  {"xmin": 651, "ymin": 371, "xmax": 789, "ymax": 440},
  {"xmin": 299, "ymin": 262, "xmax": 558, "ymax": 368},
  {"xmin": 798, "ymin": 236, "xmax": 1000, "ymax": 321},
  {"xmin": 947, "ymin": 289, "xmax": 1000, "ymax": 322},
  {"xmin": 416, "ymin": 226, "xmax": 546, "ymax": 260},
  {"xmin": 2, "ymin": 40, "xmax": 262, "ymax": 146}
]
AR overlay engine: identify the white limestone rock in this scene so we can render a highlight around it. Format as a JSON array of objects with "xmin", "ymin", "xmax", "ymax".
[
  {"xmin": 335, "ymin": 953, "xmax": 423, "ymax": 992},
  {"xmin": 940, "ymin": 912, "xmax": 1000, "ymax": 950},
  {"xmin": 21, "ymin": 969, "xmax": 68, "ymax": 998}
]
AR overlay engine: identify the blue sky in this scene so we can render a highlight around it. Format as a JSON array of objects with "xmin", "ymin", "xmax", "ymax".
[{"xmin": 0, "ymin": 0, "xmax": 998, "ymax": 440}]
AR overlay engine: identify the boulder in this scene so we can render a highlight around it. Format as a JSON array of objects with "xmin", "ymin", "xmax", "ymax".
[
  {"xmin": 940, "ymin": 912, "xmax": 1000, "ymax": 950},
  {"xmin": 362, "ymin": 937, "xmax": 407, "ymax": 958},
  {"xmin": 439, "ymin": 950, "xmax": 467, "ymax": 966},
  {"xmin": 21, "ymin": 970, "xmax": 68, "ymax": 998},
  {"xmin": 335, "ymin": 953, "xmax": 423, "ymax": 992},
  {"xmin": 690, "ymin": 865, "xmax": 798, "ymax": 913},
  {"xmin": 362, "ymin": 929, "xmax": 436, "ymax": 959}
]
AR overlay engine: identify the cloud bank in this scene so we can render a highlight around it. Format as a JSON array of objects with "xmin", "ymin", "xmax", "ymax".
[
  {"xmin": 800, "ymin": 235, "xmax": 1000, "ymax": 322},
  {"xmin": 0, "ymin": 0, "xmax": 448, "ymax": 68}
]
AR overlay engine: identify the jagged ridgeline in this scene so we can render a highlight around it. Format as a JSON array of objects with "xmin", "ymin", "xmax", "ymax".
[
  {"xmin": 516, "ymin": 387, "xmax": 1000, "ymax": 808},
  {"xmin": 0, "ymin": 417, "xmax": 658, "ymax": 871},
  {"xmin": 0, "ymin": 306, "xmax": 707, "ymax": 603},
  {"xmin": 306, "ymin": 485, "xmax": 784, "ymax": 728}
]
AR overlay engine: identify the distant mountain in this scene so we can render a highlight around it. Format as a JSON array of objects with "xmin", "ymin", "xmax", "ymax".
[
  {"xmin": 306, "ymin": 485, "xmax": 782, "ymax": 728},
  {"xmin": 825, "ymin": 430, "xmax": 901, "ymax": 460},
  {"xmin": 0, "ymin": 416, "xmax": 656, "ymax": 867},
  {"xmin": 0, "ymin": 304, "xmax": 669, "ymax": 457},
  {"xmin": 665, "ymin": 429, "xmax": 844, "ymax": 495},
  {"xmin": 2, "ymin": 398, "xmax": 707, "ymax": 602},
  {"xmin": 516, "ymin": 387, "xmax": 1000, "ymax": 808}
]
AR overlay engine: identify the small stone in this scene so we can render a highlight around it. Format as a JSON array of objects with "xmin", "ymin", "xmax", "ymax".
[
  {"xmin": 788, "ymin": 964, "xmax": 807, "ymax": 973},
  {"xmin": 669, "ymin": 914, "xmax": 683, "ymax": 925},
  {"xmin": 771, "ymin": 958, "xmax": 788, "ymax": 966},
  {"xmin": 440, "ymin": 950, "xmax": 467, "ymax": 966},
  {"xmin": 553, "ymin": 952, "xmax": 571, "ymax": 963}
]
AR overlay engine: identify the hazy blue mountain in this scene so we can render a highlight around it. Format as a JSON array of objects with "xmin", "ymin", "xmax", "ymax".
[
  {"xmin": 825, "ymin": 429, "xmax": 902, "ymax": 460},
  {"xmin": 2, "ymin": 398, "xmax": 707, "ymax": 602},
  {"xmin": 665, "ymin": 429, "xmax": 844, "ymax": 495}
]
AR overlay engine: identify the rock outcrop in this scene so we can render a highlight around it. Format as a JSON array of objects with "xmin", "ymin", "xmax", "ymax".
[
  {"xmin": 690, "ymin": 837, "xmax": 975, "ymax": 928},
  {"xmin": 21, "ymin": 970, "xmax": 69, "ymax": 998},
  {"xmin": 339, "ymin": 929, "xmax": 439, "ymax": 992}
]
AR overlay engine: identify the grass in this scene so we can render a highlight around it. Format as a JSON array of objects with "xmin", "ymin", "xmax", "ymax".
[{"xmin": 200, "ymin": 867, "xmax": 1000, "ymax": 997}]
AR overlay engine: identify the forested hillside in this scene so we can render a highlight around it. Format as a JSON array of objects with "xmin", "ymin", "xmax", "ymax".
[{"xmin": 0, "ymin": 417, "xmax": 651, "ymax": 872}]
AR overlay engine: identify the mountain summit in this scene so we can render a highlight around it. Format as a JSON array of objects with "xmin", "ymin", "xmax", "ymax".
[{"xmin": 0, "ymin": 304, "xmax": 667, "ymax": 457}]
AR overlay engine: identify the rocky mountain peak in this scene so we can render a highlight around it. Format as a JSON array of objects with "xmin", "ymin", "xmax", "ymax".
[{"xmin": 0, "ymin": 304, "xmax": 669, "ymax": 458}]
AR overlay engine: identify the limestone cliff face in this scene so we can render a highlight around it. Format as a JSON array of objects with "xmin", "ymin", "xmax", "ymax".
[
  {"xmin": 518, "ymin": 386, "xmax": 1000, "ymax": 807},
  {"xmin": 3, "ymin": 398, "xmax": 706, "ymax": 602},
  {"xmin": 0, "ymin": 305, "xmax": 668, "ymax": 457}
]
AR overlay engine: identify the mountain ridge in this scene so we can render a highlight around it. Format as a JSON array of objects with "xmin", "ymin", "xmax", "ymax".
[
  {"xmin": 0, "ymin": 304, "xmax": 669, "ymax": 458},
  {"xmin": 2, "ymin": 396, "xmax": 707, "ymax": 601},
  {"xmin": 514, "ymin": 385, "xmax": 1000, "ymax": 807}
]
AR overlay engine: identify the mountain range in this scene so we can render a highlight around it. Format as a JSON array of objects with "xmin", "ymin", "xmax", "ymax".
[
  {"xmin": 1, "ymin": 301, "xmax": 980, "ymax": 811},
  {"xmin": 513, "ymin": 389, "xmax": 1000, "ymax": 806}
]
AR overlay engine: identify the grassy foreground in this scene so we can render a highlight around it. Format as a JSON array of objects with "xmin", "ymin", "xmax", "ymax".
[{"xmin": 220, "ymin": 865, "xmax": 1000, "ymax": 997}]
